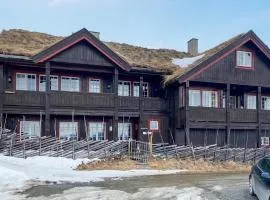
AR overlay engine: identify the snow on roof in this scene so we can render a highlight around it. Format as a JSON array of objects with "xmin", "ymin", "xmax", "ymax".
[{"xmin": 172, "ymin": 54, "xmax": 205, "ymax": 68}]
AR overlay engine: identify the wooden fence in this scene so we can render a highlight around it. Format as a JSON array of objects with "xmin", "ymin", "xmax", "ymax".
[{"xmin": 0, "ymin": 133, "xmax": 269, "ymax": 164}]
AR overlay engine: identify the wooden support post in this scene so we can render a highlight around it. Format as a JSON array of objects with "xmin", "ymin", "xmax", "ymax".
[
  {"xmin": 113, "ymin": 68, "xmax": 119, "ymax": 141},
  {"xmin": 148, "ymin": 132, "xmax": 153, "ymax": 157},
  {"xmin": 257, "ymin": 86, "xmax": 262, "ymax": 148},
  {"xmin": 226, "ymin": 83, "xmax": 231, "ymax": 147},
  {"xmin": 0, "ymin": 64, "xmax": 4, "ymax": 136},
  {"xmin": 185, "ymin": 81, "xmax": 190, "ymax": 145},
  {"xmin": 139, "ymin": 75, "xmax": 144, "ymax": 141},
  {"xmin": 45, "ymin": 62, "xmax": 51, "ymax": 137}
]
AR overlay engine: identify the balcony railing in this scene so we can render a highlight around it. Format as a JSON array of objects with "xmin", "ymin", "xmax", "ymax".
[
  {"xmin": 189, "ymin": 107, "xmax": 226, "ymax": 122},
  {"xmin": 4, "ymin": 91, "xmax": 45, "ymax": 107},
  {"xmin": 50, "ymin": 92, "xmax": 114, "ymax": 108},
  {"xmin": 230, "ymin": 109, "xmax": 257, "ymax": 123}
]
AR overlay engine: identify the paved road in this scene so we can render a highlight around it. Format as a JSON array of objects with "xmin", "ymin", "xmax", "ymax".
[{"xmin": 23, "ymin": 173, "xmax": 257, "ymax": 200}]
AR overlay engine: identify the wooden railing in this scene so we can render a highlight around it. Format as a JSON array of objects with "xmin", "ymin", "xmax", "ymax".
[
  {"xmin": 143, "ymin": 97, "xmax": 167, "ymax": 111},
  {"xmin": 189, "ymin": 107, "xmax": 226, "ymax": 122},
  {"xmin": 50, "ymin": 92, "xmax": 114, "ymax": 108},
  {"xmin": 3, "ymin": 92, "xmax": 168, "ymax": 114},
  {"xmin": 3, "ymin": 91, "xmax": 45, "ymax": 107},
  {"xmin": 230, "ymin": 109, "xmax": 257, "ymax": 123},
  {"xmin": 118, "ymin": 96, "xmax": 139, "ymax": 110}
]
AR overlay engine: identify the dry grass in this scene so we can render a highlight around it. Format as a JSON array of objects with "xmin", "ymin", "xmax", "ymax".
[
  {"xmin": 77, "ymin": 157, "xmax": 251, "ymax": 173},
  {"xmin": 0, "ymin": 29, "xmax": 246, "ymax": 84},
  {"xmin": 0, "ymin": 29, "xmax": 188, "ymax": 73}
]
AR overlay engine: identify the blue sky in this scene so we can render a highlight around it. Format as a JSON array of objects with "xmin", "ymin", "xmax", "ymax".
[{"xmin": 1, "ymin": 0, "xmax": 270, "ymax": 52}]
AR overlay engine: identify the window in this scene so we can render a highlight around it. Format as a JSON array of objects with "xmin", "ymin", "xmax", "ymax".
[
  {"xmin": 118, "ymin": 81, "xmax": 131, "ymax": 96},
  {"xmin": 149, "ymin": 120, "xmax": 159, "ymax": 131},
  {"xmin": 236, "ymin": 51, "xmax": 252, "ymax": 68},
  {"xmin": 202, "ymin": 91, "xmax": 218, "ymax": 107},
  {"xmin": 20, "ymin": 121, "xmax": 40, "ymax": 138},
  {"xmin": 259, "ymin": 159, "xmax": 270, "ymax": 173},
  {"xmin": 189, "ymin": 90, "xmax": 201, "ymax": 106},
  {"xmin": 39, "ymin": 75, "xmax": 59, "ymax": 91},
  {"xmin": 262, "ymin": 96, "xmax": 270, "ymax": 110},
  {"xmin": 247, "ymin": 95, "xmax": 256, "ymax": 109},
  {"xmin": 61, "ymin": 76, "xmax": 80, "ymax": 92},
  {"xmin": 89, "ymin": 122, "xmax": 105, "ymax": 140},
  {"xmin": 118, "ymin": 123, "xmax": 132, "ymax": 140},
  {"xmin": 16, "ymin": 73, "xmax": 36, "ymax": 91},
  {"xmin": 89, "ymin": 79, "xmax": 101, "ymax": 93},
  {"xmin": 133, "ymin": 82, "xmax": 149, "ymax": 97},
  {"xmin": 59, "ymin": 122, "xmax": 78, "ymax": 140},
  {"xmin": 261, "ymin": 137, "xmax": 270, "ymax": 146}
]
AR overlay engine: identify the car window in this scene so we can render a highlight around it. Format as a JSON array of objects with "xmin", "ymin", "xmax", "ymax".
[{"xmin": 259, "ymin": 159, "xmax": 270, "ymax": 173}]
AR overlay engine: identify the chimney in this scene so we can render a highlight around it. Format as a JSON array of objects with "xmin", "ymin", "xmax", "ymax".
[
  {"xmin": 187, "ymin": 38, "xmax": 198, "ymax": 56},
  {"xmin": 90, "ymin": 31, "xmax": 100, "ymax": 39}
]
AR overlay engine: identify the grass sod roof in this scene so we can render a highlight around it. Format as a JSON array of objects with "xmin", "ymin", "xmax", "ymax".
[
  {"xmin": 163, "ymin": 33, "xmax": 245, "ymax": 84},
  {"xmin": 0, "ymin": 29, "xmax": 246, "ymax": 84},
  {"xmin": 0, "ymin": 29, "xmax": 189, "ymax": 73}
]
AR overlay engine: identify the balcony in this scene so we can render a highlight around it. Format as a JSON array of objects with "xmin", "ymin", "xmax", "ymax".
[
  {"xmin": 230, "ymin": 109, "xmax": 257, "ymax": 123},
  {"xmin": 189, "ymin": 107, "xmax": 226, "ymax": 122},
  {"xmin": 4, "ymin": 91, "xmax": 45, "ymax": 107},
  {"xmin": 50, "ymin": 92, "xmax": 114, "ymax": 109},
  {"xmin": 143, "ymin": 97, "xmax": 167, "ymax": 111}
]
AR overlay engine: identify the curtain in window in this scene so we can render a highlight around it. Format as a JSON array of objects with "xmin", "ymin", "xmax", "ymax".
[
  {"xmin": 247, "ymin": 95, "xmax": 256, "ymax": 109},
  {"xmin": 89, "ymin": 122, "xmax": 105, "ymax": 140},
  {"xmin": 59, "ymin": 122, "xmax": 78, "ymax": 140},
  {"xmin": 118, "ymin": 123, "xmax": 132, "ymax": 140},
  {"xmin": 189, "ymin": 90, "xmax": 201, "ymax": 106},
  {"xmin": 20, "ymin": 121, "xmax": 40, "ymax": 138}
]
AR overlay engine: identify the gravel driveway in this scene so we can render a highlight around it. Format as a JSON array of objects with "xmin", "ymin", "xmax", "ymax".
[{"xmin": 22, "ymin": 173, "xmax": 257, "ymax": 200}]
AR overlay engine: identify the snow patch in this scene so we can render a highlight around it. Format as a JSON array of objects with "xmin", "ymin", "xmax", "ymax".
[
  {"xmin": 0, "ymin": 155, "xmax": 181, "ymax": 199},
  {"xmin": 21, "ymin": 186, "xmax": 206, "ymax": 200},
  {"xmin": 212, "ymin": 185, "xmax": 223, "ymax": 191},
  {"xmin": 172, "ymin": 54, "xmax": 205, "ymax": 68}
]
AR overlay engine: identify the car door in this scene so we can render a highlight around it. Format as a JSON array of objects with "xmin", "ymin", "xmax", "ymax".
[
  {"xmin": 253, "ymin": 160, "xmax": 264, "ymax": 197},
  {"xmin": 257, "ymin": 159, "xmax": 270, "ymax": 200}
]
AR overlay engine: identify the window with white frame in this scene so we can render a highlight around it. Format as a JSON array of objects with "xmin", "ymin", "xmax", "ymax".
[
  {"xmin": 59, "ymin": 122, "xmax": 78, "ymax": 140},
  {"xmin": 89, "ymin": 79, "xmax": 101, "ymax": 93},
  {"xmin": 118, "ymin": 81, "xmax": 131, "ymax": 96},
  {"xmin": 262, "ymin": 96, "xmax": 270, "ymax": 110},
  {"xmin": 39, "ymin": 75, "xmax": 59, "ymax": 91},
  {"xmin": 189, "ymin": 89, "xmax": 201, "ymax": 106},
  {"xmin": 236, "ymin": 51, "xmax": 253, "ymax": 68},
  {"xmin": 88, "ymin": 122, "xmax": 105, "ymax": 140},
  {"xmin": 133, "ymin": 82, "xmax": 140, "ymax": 97},
  {"xmin": 61, "ymin": 76, "xmax": 80, "ymax": 92},
  {"xmin": 133, "ymin": 82, "xmax": 149, "ymax": 97},
  {"xmin": 149, "ymin": 120, "xmax": 159, "ymax": 131},
  {"xmin": 16, "ymin": 73, "xmax": 36, "ymax": 91},
  {"xmin": 261, "ymin": 137, "xmax": 270, "ymax": 146},
  {"xmin": 202, "ymin": 90, "xmax": 218, "ymax": 107},
  {"xmin": 247, "ymin": 95, "xmax": 257, "ymax": 109},
  {"xmin": 20, "ymin": 121, "xmax": 40, "ymax": 138},
  {"xmin": 118, "ymin": 122, "xmax": 132, "ymax": 140}
]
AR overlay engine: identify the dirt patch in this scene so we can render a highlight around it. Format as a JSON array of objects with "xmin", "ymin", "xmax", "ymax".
[{"xmin": 77, "ymin": 157, "xmax": 251, "ymax": 173}]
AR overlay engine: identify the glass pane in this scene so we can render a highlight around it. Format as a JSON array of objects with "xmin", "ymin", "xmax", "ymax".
[
  {"xmin": 118, "ymin": 123, "xmax": 131, "ymax": 140},
  {"xmin": 189, "ymin": 90, "xmax": 201, "ymax": 106},
  {"xmin": 89, "ymin": 122, "xmax": 105, "ymax": 140},
  {"xmin": 59, "ymin": 122, "xmax": 78, "ymax": 140},
  {"xmin": 20, "ymin": 121, "xmax": 40, "ymax": 138}
]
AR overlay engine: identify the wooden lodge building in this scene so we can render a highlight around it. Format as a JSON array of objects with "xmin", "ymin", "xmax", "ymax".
[{"xmin": 0, "ymin": 28, "xmax": 270, "ymax": 148}]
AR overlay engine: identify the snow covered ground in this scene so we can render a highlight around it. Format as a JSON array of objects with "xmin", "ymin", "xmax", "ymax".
[{"xmin": 0, "ymin": 155, "xmax": 182, "ymax": 199}]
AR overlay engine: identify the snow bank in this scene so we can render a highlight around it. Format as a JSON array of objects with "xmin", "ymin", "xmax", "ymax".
[
  {"xmin": 172, "ymin": 54, "xmax": 205, "ymax": 68},
  {"xmin": 0, "ymin": 155, "xmax": 181, "ymax": 199}
]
